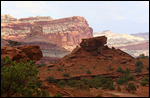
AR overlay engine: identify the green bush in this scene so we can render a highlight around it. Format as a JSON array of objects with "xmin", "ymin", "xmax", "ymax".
[
  {"xmin": 1, "ymin": 56, "xmax": 49, "ymax": 97},
  {"xmin": 117, "ymin": 67, "xmax": 125, "ymax": 73},
  {"xmin": 87, "ymin": 70, "xmax": 92, "ymax": 74},
  {"xmin": 134, "ymin": 66, "xmax": 142, "ymax": 73},
  {"xmin": 146, "ymin": 67, "xmax": 149, "ymax": 71},
  {"xmin": 45, "ymin": 76, "xmax": 56, "ymax": 83},
  {"xmin": 126, "ymin": 83, "xmax": 137, "ymax": 92},
  {"xmin": 7, "ymin": 40, "xmax": 21, "ymax": 46},
  {"xmin": 135, "ymin": 60, "xmax": 143, "ymax": 68},
  {"xmin": 117, "ymin": 86, "xmax": 121, "ymax": 92},
  {"xmin": 57, "ymin": 67, "xmax": 63, "ymax": 71},
  {"xmin": 68, "ymin": 80, "xmax": 78, "ymax": 87},
  {"xmin": 53, "ymin": 94, "xmax": 62, "ymax": 97},
  {"xmin": 137, "ymin": 54, "xmax": 148, "ymax": 59},
  {"xmin": 75, "ymin": 80, "xmax": 89, "ymax": 90},
  {"xmin": 140, "ymin": 81, "xmax": 148, "ymax": 86},
  {"xmin": 57, "ymin": 80, "xmax": 66, "ymax": 87},
  {"xmin": 36, "ymin": 80, "xmax": 42, "ymax": 88},
  {"xmin": 142, "ymin": 77, "xmax": 149, "ymax": 82},
  {"xmin": 115, "ymin": 77, "xmax": 127, "ymax": 85},
  {"xmin": 63, "ymin": 72, "xmax": 70, "ymax": 77},
  {"xmin": 102, "ymin": 81, "xmax": 114, "ymax": 90},
  {"xmin": 126, "ymin": 75, "xmax": 134, "ymax": 81}
]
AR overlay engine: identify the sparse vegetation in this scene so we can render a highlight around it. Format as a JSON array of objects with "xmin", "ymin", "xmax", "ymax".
[
  {"xmin": 7, "ymin": 40, "xmax": 21, "ymax": 47},
  {"xmin": 140, "ymin": 81, "xmax": 148, "ymax": 86},
  {"xmin": 87, "ymin": 69, "xmax": 91, "ymax": 74},
  {"xmin": 1, "ymin": 56, "xmax": 50, "ymax": 97},
  {"xmin": 57, "ymin": 67, "xmax": 63, "ymax": 71},
  {"xmin": 63, "ymin": 72, "xmax": 70, "ymax": 77},
  {"xmin": 117, "ymin": 85, "xmax": 121, "ymax": 92},
  {"xmin": 45, "ymin": 76, "xmax": 56, "ymax": 83},
  {"xmin": 116, "ymin": 67, "xmax": 125, "ymax": 73},
  {"xmin": 137, "ymin": 54, "xmax": 149, "ymax": 59},
  {"xmin": 140, "ymin": 77, "xmax": 149, "ymax": 86},
  {"xmin": 126, "ymin": 83, "xmax": 137, "ymax": 93},
  {"xmin": 146, "ymin": 67, "xmax": 149, "ymax": 71},
  {"xmin": 57, "ymin": 80, "xmax": 66, "ymax": 87}
]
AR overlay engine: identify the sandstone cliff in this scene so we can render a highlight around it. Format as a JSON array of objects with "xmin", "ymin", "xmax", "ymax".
[
  {"xmin": 1, "ymin": 15, "xmax": 93, "ymax": 51},
  {"xmin": 1, "ymin": 45, "xmax": 43, "ymax": 63},
  {"xmin": 21, "ymin": 24, "xmax": 70, "ymax": 58}
]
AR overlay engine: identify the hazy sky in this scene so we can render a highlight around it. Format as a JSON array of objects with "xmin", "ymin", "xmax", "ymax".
[{"xmin": 1, "ymin": 1, "xmax": 149, "ymax": 34}]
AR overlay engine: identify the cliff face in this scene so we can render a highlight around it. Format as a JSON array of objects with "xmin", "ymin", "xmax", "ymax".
[
  {"xmin": 1, "ymin": 15, "xmax": 93, "ymax": 51},
  {"xmin": 1, "ymin": 45, "xmax": 43, "ymax": 63},
  {"xmin": 21, "ymin": 25, "xmax": 70, "ymax": 58}
]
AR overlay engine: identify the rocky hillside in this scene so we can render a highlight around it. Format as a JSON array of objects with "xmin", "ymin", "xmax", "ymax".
[
  {"xmin": 46, "ymin": 36, "xmax": 135, "ymax": 80},
  {"xmin": 131, "ymin": 32, "xmax": 149, "ymax": 40},
  {"xmin": 93, "ymin": 30, "xmax": 149, "ymax": 57},
  {"xmin": 1, "ymin": 15, "xmax": 93, "ymax": 51},
  {"xmin": 93, "ymin": 30, "xmax": 145, "ymax": 47}
]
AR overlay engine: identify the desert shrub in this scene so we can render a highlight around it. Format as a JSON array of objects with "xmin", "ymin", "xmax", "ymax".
[
  {"xmin": 87, "ymin": 70, "xmax": 92, "ymax": 74},
  {"xmin": 63, "ymin": 72, "xmax": 70, "ymax": 77},
  {"xmin": 140, "ymin": 81, "xmax": 148, "ymax": 86},
  {"xmin": 53, "ymin": 94, "xmax": 62, "ymax": 97},
  {"xmin": 134, "ymin": 66, "xmax": 142, "ymax": 73},
  {"xmin": 68, "ymin": 80, "xmax": 78, "ymax": 87},
  {"xmin": 75, "ymin": 80, "xmax": 89, "ymax": 90},
  {"xmin": 146, "ymin": 67, "xmax": 149, "ymax": 71},
  {"xmin": 1, "ymin": 56, "xmax": 49, "ymax": 97},
  {"xmin": 142, "ymin": 77, "xmax": 149, "ymax": 82},
  {"xmin": 45, "ymin": 76, "xmax": 56, "ymax": 83},
  {"xmin": 116, "ymin": 67, "xmax": 125, "ymax": 73},
  {"xmin": 18, "ymin": 82, "xmax": 50, "ymax": 97},
  {"xmin": 35, "ymin": 63, "xmax": 46, "ymax": 67},
  {"xmin": 137, "ymin": 54, "xmax": 148, "ymax": 59},
  {"xmin": 90, "ymin": 78, "xmax": 103, "ymax": 88},
  {"xmin": 96, "ymin": 94, "xmax": 102, "ymax": 97},
  {"xmin": 102, "ymin": 81, "xmax": 114, "ymax": 90},
  {"xmin": 117, "ymin": 85, "xmax": 121, "ymax": 92},
  {"xmin": 135, "ymin": 60, "xmax": 143, "ymax": 68},
  {"xmin": 140, "ymin": 77, "xmax": 149, "ymax": 86},
  {"xmin": 57, "ymin": 67, "xmax": 63, "ymax": 71},
  {"xmin": 126, "ymin": 83, "xmax": 137, "ymax": 92},
  {"xmin": 57, "ymin": 80, "xmax": 66, "ymax": 87},
  {"xmin": 125, "ymin": 68, "xmax": 130, "ymax": 75},
  {"xmin": 115, "ymin": 77, "xmax": 127, "ymax": 85},
  {"xmin": 7, "ymin": 40, "xmax": 21, "ymax": 46},
  {"xmin": 36, "ymin": 80, "xmax": 42, "ymax": 88},
  {"xmin": 126, "ymin": 75, "xmax": 134, "ymax": 81}
]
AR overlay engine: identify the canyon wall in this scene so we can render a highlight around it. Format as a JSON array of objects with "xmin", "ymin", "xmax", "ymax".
[{"xmin": 1, "ymin": 15, "xmax": 93, "ymax": 51}]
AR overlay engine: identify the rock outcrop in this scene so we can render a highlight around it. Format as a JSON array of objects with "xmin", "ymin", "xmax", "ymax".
[
  {"xmin": 21, "ymin": 24, "xmax": 70, "ymax": 58},
  {"xmin": 1, "ymin": 14, "xmax": 17, "ymax": 22},
  {"xmin": 1, "ymin": 15, "xmax": 93, "ymax": 51},
  {"xmin": 55, "ymin": 36, "xmax": 134, "ymax": 68},
  {"xmin": 1, "ymin": 45, "xmax": 43, "ymax": 62}
]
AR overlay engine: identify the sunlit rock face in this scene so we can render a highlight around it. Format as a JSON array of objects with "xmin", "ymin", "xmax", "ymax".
[
  {"xmin": 1, "ymin": 45, "xmax": 43, "ymax": 63},
  {"xmin": 1, "ymin": 16, "xmax": 93, "ymax": 51}
]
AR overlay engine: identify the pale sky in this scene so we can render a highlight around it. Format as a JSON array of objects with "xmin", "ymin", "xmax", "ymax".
[{"xmin": 1, "ymin": 1, "xmax": 149, "ymax": 34}]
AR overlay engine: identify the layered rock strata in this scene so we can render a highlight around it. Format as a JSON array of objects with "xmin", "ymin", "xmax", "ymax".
[
  {"xmin": 21, "ymin": 25, "xmax": 70, "ymax": 58},
  {"xmin": 1, "ymin": 15, "xmax": 93, "ymax": 51}
]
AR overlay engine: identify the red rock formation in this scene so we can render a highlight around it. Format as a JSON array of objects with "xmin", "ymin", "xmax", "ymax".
[
  {"xmin": 55, "ymin": 36, "xmax": 134, "ymax": 68},
  {"xmin": 1, "ymin": 16, "xmax": 93, "ymax": 51},
  {"xmin": 1, "ymin": 45, "xmax": 43, "ymax": 62}
]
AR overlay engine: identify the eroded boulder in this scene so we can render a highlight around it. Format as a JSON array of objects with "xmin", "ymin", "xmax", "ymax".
[{"xmin": 1, "ymin": 45, "xmax": 43, "ymax": 63}]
